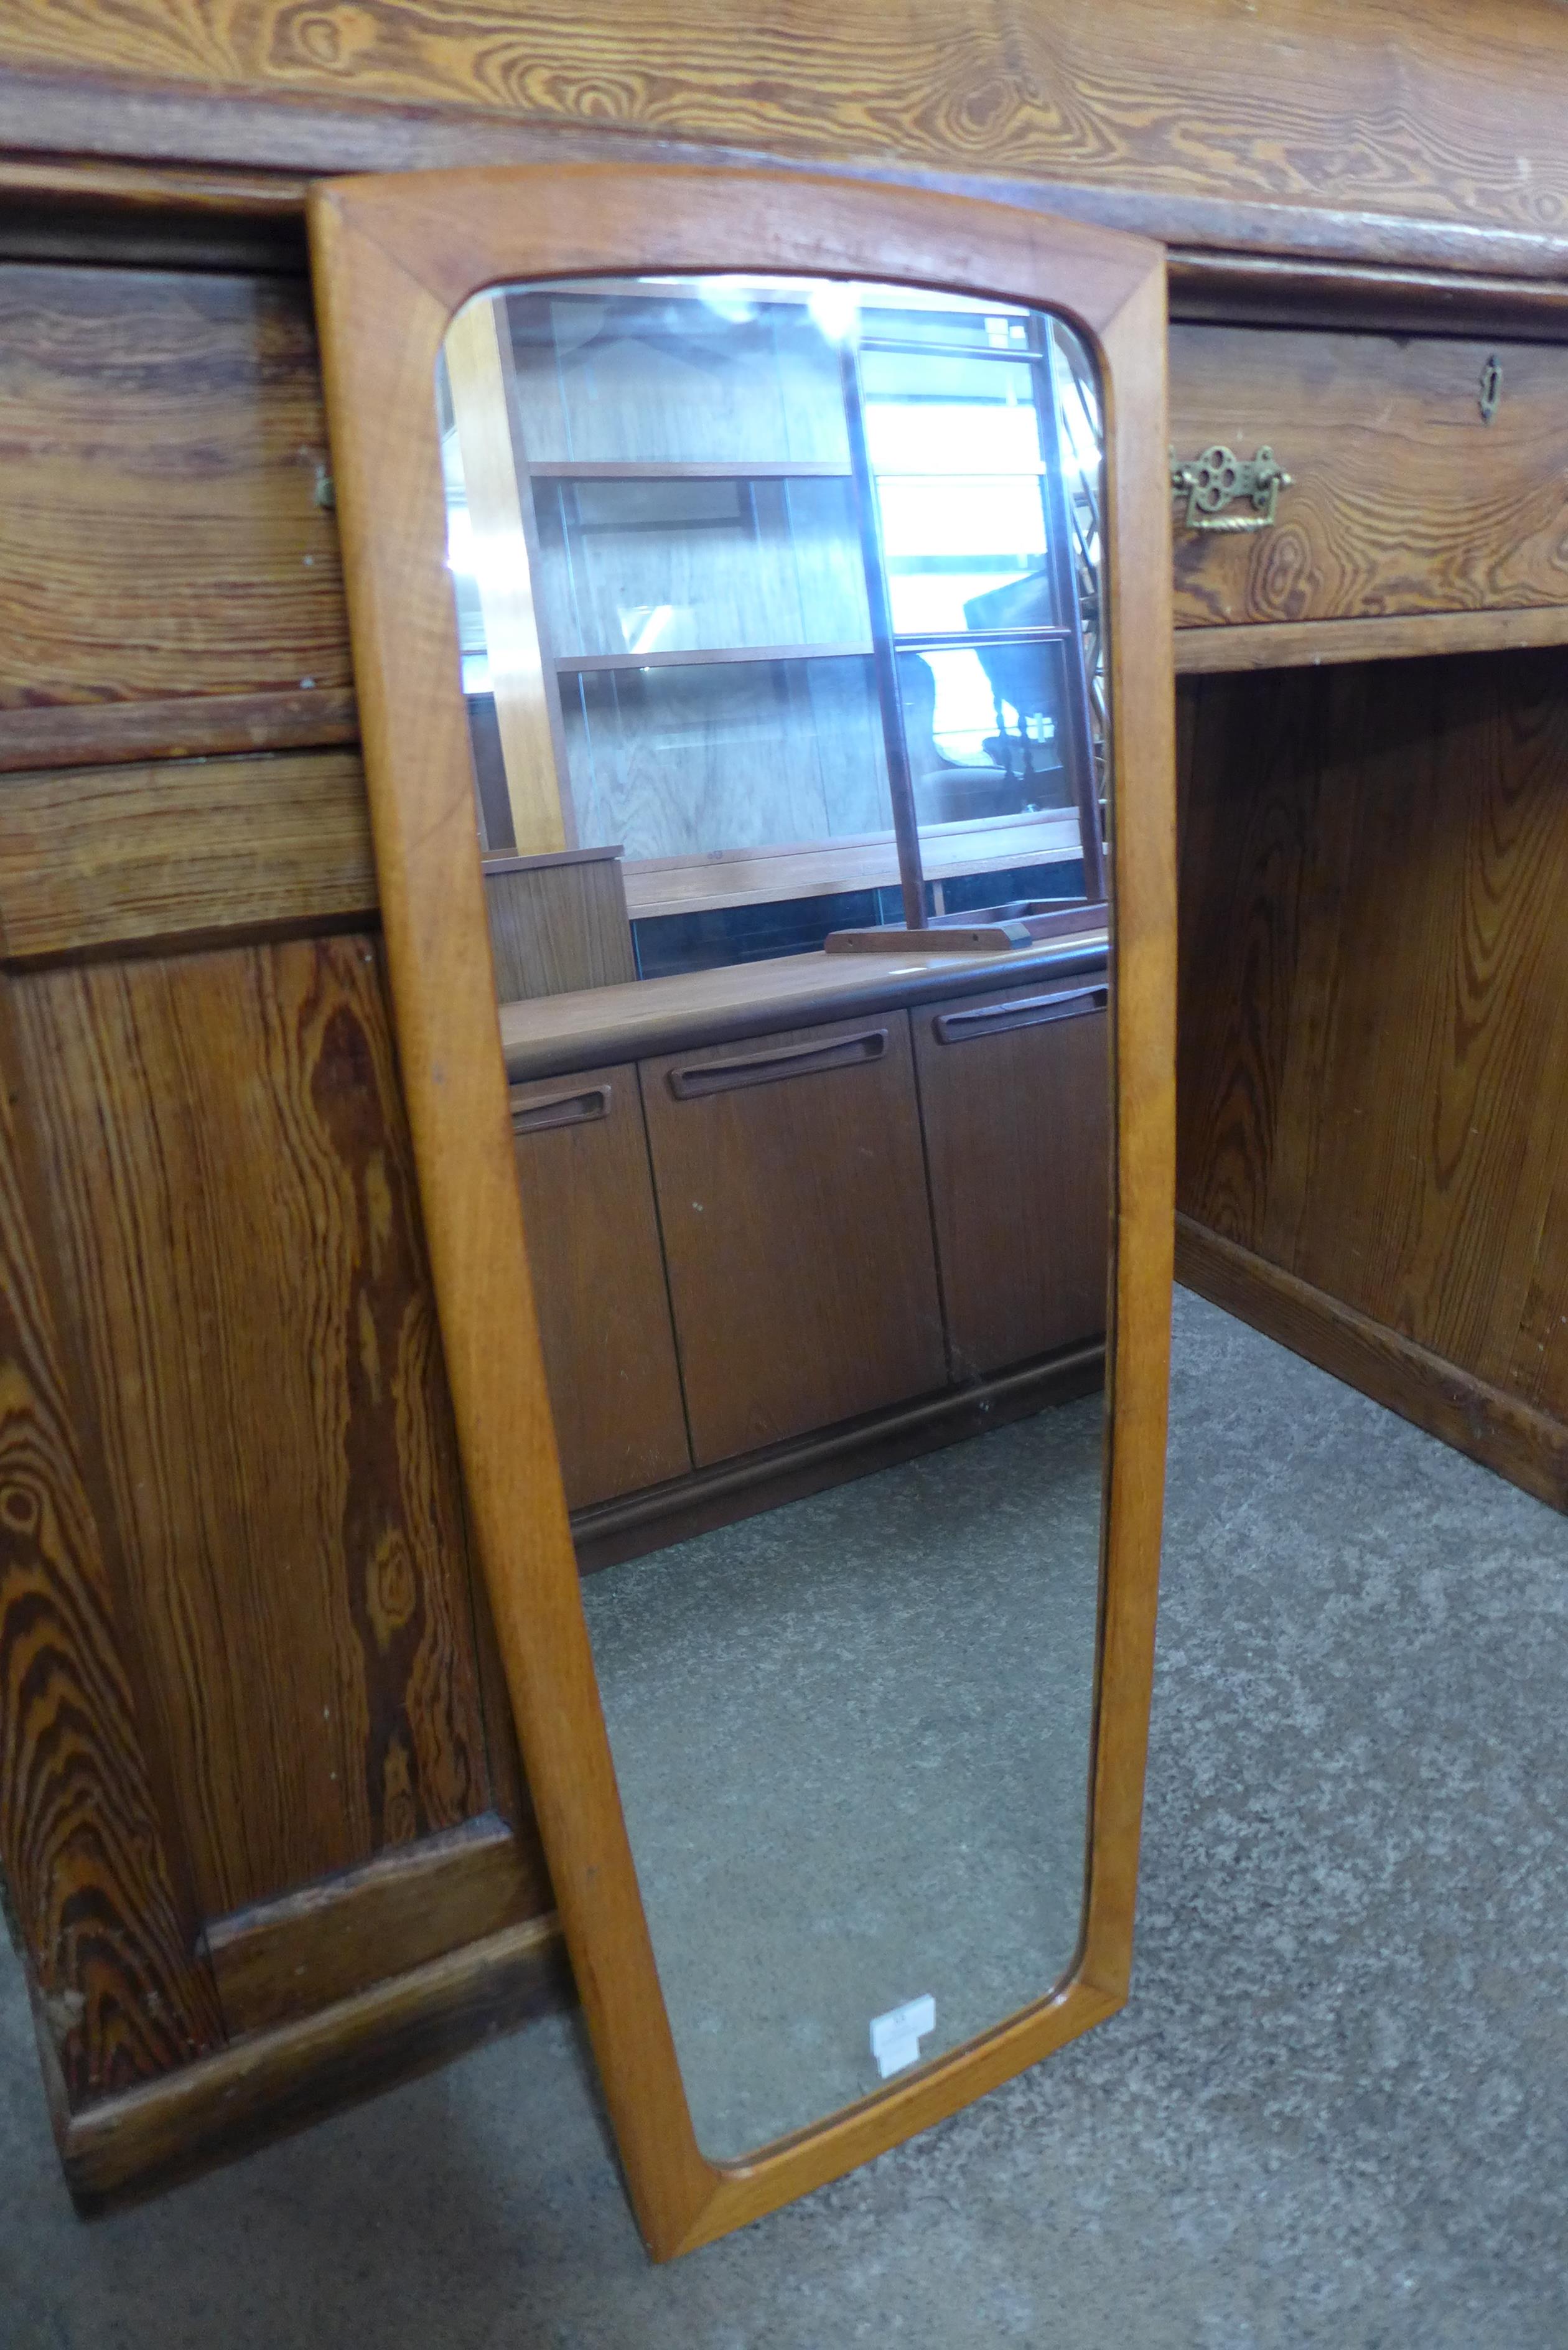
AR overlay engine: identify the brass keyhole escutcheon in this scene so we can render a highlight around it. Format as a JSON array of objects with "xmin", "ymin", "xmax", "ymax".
[{"xmin": 1480, "ymin": 354, "xmax": 1503, "ymax": 424}]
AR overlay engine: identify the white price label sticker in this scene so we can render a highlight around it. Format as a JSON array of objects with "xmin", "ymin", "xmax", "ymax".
[{"xmin": 869, "ymin": 1994, "xmax": 935, "ymax": 2080}]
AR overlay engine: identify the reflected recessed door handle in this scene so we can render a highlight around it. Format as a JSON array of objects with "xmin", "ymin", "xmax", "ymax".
[
  {"xmin": 508, "ymin": 1080, "xmax": 612, "ymax": 1134},
  {"xmin": 667, "ymin": 1027, "xmax": 889, "ymax": 1099},
  {"xmin": 932, "ymin": 985, "xmax": 1107, "ymax": 1044}
]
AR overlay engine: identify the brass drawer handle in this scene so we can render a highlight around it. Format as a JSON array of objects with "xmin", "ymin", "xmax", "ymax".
[
  {"xmin": 509, "ymin": 1080, "xmax": 612, "ymax": 1135},
  {"xmin": 667, "ymin": 1027, "xmax": 889, "ymax": 1100},
  {"xmin": 1170, "ymin": 443, "xmax": 1292, "ymax": 531},
  {"xmin": 933, "ymin": 985, "xmax": 1106, "ymax": 1045}
]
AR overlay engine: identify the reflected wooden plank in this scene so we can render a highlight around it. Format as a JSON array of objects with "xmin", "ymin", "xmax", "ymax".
[
  {"xmin": 620, "ymin": 807, "xmax": 1083, "ymax": 916},
  {"xmin": 444, "ymin": 297, "xmax": 569, "ymax": 855}
]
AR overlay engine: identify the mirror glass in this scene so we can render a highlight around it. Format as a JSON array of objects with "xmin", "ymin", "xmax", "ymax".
[{"xmin": 437, "ymin": 273, "xmax": 1111, "ymax": 2161}]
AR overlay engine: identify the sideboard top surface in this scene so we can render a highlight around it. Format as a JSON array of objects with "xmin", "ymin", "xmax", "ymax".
[{"xmin": 499, "ymin": 932, "xmax": 1111, "ymax": 1082}]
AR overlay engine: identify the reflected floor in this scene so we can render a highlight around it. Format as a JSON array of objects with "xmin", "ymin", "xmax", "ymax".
[{"xmin": 579, "ymin": 1392, "xmax": 1103, "ymax": 2161}]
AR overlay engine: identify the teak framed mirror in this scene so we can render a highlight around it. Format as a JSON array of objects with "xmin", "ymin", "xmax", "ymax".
[{"xmin": 309, "ymin": 162, "xmax": 1175, "ymax": 2260}]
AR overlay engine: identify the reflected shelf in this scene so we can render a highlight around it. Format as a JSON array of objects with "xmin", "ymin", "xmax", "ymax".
[
  {"xmin": 554, "ymin": 641, "xmax": 875, "ymax": 672},
  {"xmin": 892, "ymin": 625, "xmax": 1073, "ymax": 651},
  {"xmin": 553, "ymin": 634, "xmax": 1065, "ymax": 671},
  {"xmin": 529, "ymin": 460, "xmax": 856, "ymax": 479},
  {"xmin": 857, "ymin": 337, "xmax": 1032, "ymax": 353},
  {"xmin": 869, "ymin": 462, "xmax": 1053, "ymax": 475}
]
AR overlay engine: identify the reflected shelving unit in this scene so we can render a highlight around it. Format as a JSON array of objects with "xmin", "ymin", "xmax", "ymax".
[{"xmin": 441, "ymin": 275, "xmax": 1105, "ymax": 978}]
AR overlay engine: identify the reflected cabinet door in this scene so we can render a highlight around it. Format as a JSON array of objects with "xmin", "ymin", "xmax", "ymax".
[
  {"xmin": 640, "ymin": 1011, "xmax": 946, "ymax": 1464},
  {"xmin": 913, "ymin": 980, "xmax": 1111, "ymax": 1379},
  {"xmin": 508, "ymin": 1064, "xmax": 690, "ymax": 1508},
  {"xmin": 311, "ymin": 162, "xmax": 1174, "ymax": 2262}
]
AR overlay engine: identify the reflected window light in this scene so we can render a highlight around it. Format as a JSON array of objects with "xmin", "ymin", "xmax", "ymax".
[
  {"xmin": 620, "ymin": 603, "xmax": 676, "ymax": 655},
  {"xmin": 446, "ymin": 503, "xmax": 475, "ymax": 576},
  {"xmin": 693, "ymin": 276, "xmax": 762, "ymax": 325},
  {"xmin": 866, "ymin": 401, "xmax": 1044, "ymax": 474},
  {"xmin": 447, "ymin": 507, "xmax": 531, "ymax": 603},
  {"xmin": 807, "ymin": 281, "xmax": 860, "ymax": 344}
]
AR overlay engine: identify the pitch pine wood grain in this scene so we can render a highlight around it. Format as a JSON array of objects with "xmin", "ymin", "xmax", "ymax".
[
  {"xmin": 64, "ymin": 1911, "xmax": 572, "ymax": 2209},
  {"xmin": 11, "ymin": 935, "xmax": 497, "ymax": 1917},
  {"xmin": 1505, "ymin": 1072, "xmax": 1568, "ymax": 1426},
  {"xmin": 1176, "ymin": 1216, "xmax": 1568, "ymax": 1515},
  {"xmin": 1169, "ymin": 327, "xmax": 1568, "ymax": 629},
  {"xmin": 1178, "ymin": 650, "xmax": 1568, "ymax": 1464},
  {"xmin": 0, "ymin": 689, "xmax": 360, "ymax": 777},
  {"xmin": 0, "ymin": 982, "xmax": 224, "ymax": 2102},
  {"xmin": 1286, "ymin": 659, "xmax": 1568, "ymax": 1402},
  {"xmin": 1176, "ymin": 666, "xmax": 1327, "ymax": 1257},
  {"xmin": 0, "ymin": 749, "xmax": 376, "ymax": 963},
  {"xmin": 201, "ymin": 1810, "xmax": 549, "ymax": 2035},
  {"xmin": 1165, "ymin": 251, "xmax": 1568, "ymax": 340},
  {"xmin": 0, "ymin": 263, "xmax": 347, "ymax": 709},
  {"xmin": 36, "ymin": 163, "xmax": 1568, "ymax": 330},
  {"xmin": 16, "ymin": 1, "xmax": 1568, "ymax": 247},
  {"xmin": 1174, "ymin": 607, "xmax": 1568, "ymax": 676},
  {"xmin": 0, "ymin": 154, "xmax": 311, "ymax": 275}
]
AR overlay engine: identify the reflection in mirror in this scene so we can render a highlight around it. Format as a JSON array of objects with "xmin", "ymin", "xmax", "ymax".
[{"xmin": 437, "ymin": 273, "xmax": 1111, "ymax": 2160}]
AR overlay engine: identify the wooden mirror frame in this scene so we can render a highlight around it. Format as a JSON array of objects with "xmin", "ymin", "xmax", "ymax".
[{"xmin": 308, "ymin": 162, "xmax": 1175, "ymax": 2261}]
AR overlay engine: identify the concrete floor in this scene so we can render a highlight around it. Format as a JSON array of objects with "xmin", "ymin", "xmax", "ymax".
[
  {"xmin": 3, "ymin": 1288, "xmax": 1567, "ymax": 2346},
  {"xmin": 581, "ymin": 1389, "xmax": 1103, "ymax": 2158}
]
